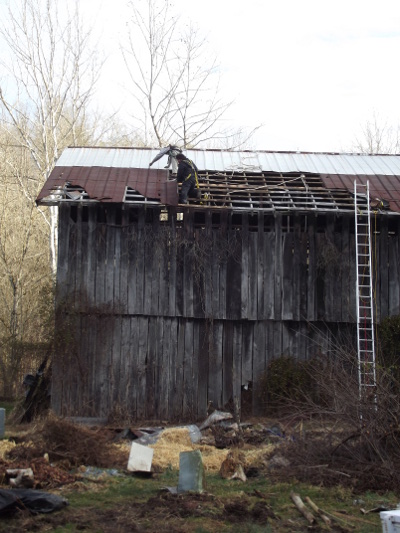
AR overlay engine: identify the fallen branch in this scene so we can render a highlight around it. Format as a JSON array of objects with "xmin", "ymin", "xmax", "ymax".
[
  {"xmin": 315, "ymin": 506, "xmax": 356, "ymax": 531},
  {"xmin": 305, "ymin": 497, "xmax": 331, "ymax": 526},
  {"xmin": 290, "ymin": 492, "xmax": 315, "ymax": 524}
]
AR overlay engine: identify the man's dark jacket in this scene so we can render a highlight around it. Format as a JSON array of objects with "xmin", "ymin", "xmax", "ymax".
[{"xmin": 176, "ymin": 158, "xmax": 199, "ymax": 183}]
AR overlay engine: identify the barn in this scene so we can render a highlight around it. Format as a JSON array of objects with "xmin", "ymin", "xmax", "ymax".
[{"xmin": 36, "ymin": 147, "xmax": 400, "ymax": 421}]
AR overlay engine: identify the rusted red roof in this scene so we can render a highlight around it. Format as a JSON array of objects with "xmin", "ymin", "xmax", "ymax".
[
  {"xmin": 320, "ymin": 174, "xmax": 400, "ymax": 213},
  {"xmin": 36, "ymin": 166, "xmax": 178, "ymax": 206},
  {"xmin": 36, "ymin": 147, "xmax": 400, "ymax": 213}
]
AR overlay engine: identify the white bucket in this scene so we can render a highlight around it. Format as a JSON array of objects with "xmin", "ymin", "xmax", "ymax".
[{"xmin": 380, "ymin": 510, "xmax": 400, "ymax": 533}]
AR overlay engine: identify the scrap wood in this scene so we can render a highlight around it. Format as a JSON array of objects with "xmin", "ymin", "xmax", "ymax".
[
  {"xmin": 360, "ymin": 505, "xmax": 388, "ymax": 514},
  {"xmin": 309, "ymin": 505, "xmax": 356, "ymax": 531},
  {"xmin": 304, "ymin": 496, "xmax": 331, "ymax": 526},
  {"xmin": 332, "ymin": 510, "xmax": 378, "ymax": 527},
  {"xmin": 290, "ymin": 492, "xmax": 315, "ymax": 525}
]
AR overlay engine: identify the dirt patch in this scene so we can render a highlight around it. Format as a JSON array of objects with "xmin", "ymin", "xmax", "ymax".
[
  {"xmin": 0, "ymin": 457, "xmax": 75, "ymax": 489},
  {"xmin": 6, "ymin": 415, "xmax": 129, "ymax": 469}
]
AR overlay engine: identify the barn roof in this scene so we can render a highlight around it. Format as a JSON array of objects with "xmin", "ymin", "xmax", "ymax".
[{"xmin": 36, "ymin": 147, "xmax": 400, "ymax": 214}]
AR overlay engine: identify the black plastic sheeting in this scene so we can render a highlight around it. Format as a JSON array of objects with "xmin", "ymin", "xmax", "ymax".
[{"xmin": 0, "ymin": 489, "xmax": 68, "ymax": 515}]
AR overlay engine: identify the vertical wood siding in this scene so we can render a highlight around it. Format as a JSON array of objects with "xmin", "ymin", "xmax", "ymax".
[{"xmin": 53, "ymin": 205, "xmax": 400, "ymax": 420}]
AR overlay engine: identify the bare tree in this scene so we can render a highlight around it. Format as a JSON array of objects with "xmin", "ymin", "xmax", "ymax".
[
  {"xmin": 353, "ymin": 112, "xmax": 400, "ymax": 154},
  {"xmin": 121, "ymin": 0, "xmax": 259, "ymax": 149},
  {"xmin": 0, "ymin": 132, "xmax": 52, "ymax": 397},
  {"xmin": 0, "ymin": 0, "xmax": 103, "ymax": 276}
]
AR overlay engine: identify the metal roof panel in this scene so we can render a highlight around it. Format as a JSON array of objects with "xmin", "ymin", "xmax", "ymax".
[
  {"xmin": 55, "ymin": 146, "xmax": 400, "ymax": 175},
  {"xmin": 37, "ymin": 166, "xmax": 177, "ymax": 205},
  {"xmin": 37, "ymin": 147, "xmax": 400, "ymax": 212}
]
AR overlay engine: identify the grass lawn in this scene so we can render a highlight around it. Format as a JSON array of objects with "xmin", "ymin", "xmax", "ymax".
[{"xmin": 0, "ymin": 468, "xmax": 391, "ymax": 532}]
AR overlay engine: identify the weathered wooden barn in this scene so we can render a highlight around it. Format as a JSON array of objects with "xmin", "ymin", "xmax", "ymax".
[{"xmin": 37, "ymin": 147, "xmax": 400, "ymax": 420}]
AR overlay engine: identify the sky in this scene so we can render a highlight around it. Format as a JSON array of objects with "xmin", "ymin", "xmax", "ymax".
[
  {"xmin": 88, "ymin": 0, "xmax": 400, "ymax": 153},
  {"xmin": 169, "ymin": 0, "xmax": 400, "ymax": 152},
  {"xmin": 4, "ymin": 0, "xmax": 400, "ymax": 153}
]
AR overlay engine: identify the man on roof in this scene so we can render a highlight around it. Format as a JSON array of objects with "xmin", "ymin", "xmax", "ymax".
[
  {"xmin": 149, "ymin": 145, "xmax": 182, "ymax": 173},
  {"xmin": 176, "ymin": 153, "xmax": 201, "ymax": 204}
]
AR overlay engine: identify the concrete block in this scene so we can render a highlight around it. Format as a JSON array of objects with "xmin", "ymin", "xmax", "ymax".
[{"xmin": 177, "ymin": 450, "xmax": 204, "ymax": 493}]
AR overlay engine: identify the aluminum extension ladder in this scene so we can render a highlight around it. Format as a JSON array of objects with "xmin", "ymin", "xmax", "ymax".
[{"xmin": 354, "ymin": 180, "xmax": 377, "ymax": 406}]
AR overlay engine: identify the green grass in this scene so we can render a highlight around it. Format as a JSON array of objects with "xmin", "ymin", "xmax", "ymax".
[{"xmin": 0, "ymin": 469, "xmax": 394, "ymax": 532}]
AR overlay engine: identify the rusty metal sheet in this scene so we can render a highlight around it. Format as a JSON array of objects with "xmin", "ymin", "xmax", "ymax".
[
  {"xmin": 37, "ymin": 166, "xmax": 177, "ymax": 206},
  {"xmin": 320, "ymin": 174, "xmax": 400, "ymax": 213}
]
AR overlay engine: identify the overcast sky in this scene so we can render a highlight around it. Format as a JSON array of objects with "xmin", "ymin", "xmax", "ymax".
[
  {"xmin": 172, "ymin": 0, "xmax": 400, "ymax": 152},
  {"xmin": 7, "ymin": 0, "xmax": 400, "ymax": 153},
  {"xmin": 89, "ymin": 0, "xmax": 400, "ymax": 152}
]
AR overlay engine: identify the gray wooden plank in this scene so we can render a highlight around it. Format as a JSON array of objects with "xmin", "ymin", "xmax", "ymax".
[
  {"xmin": 241, "ymin": 214, "xmax": 249, "ymax": 319},
  {"xmin": 173, "ymin": 320, "xmax": 184, "ymax": 420},
  {"xmin": 219, "ymin": 212, "xmax": 229, "ymax": 320},
  {"xmin": 315, "ymin": 220, "xmax": 327, "ymax": 321},
  {"xmin": 158, "ymin": 317, "xmax": 169, "ymax": 420},
  {"xmin": 263, "ymin": 230, "xmax": 275, "ymax": 319},
  {"xmin": 197, "ymin": 320, "xmax": 209, "ymax": 419},
  {"xmin": 226, "ymin": 215, "xmax": 241, "ymax": 320},
  {"xmin": 97, "ymin": 315, "xmax": 114, "ymax": 417},
  {"xmin": 158, "ymin": 224, "xmax": 169, "ymax": 317},
  {"xmin": 257, "ymin": 213, "xmax": 265, "ymax": 319},
  {"xmin": 241, "ymin": 322, "xmax": 253, "ymax": 387},
  {"xmin": 379, "ymin": 218, "xmax": 389, "ymax": 321},
  {"xmin": 222, "ymin": 321, "xmax": 233, "ymax": 407},
  {"xmin": 292, "ymin": 216, "xmax": 301, "ymax": 320},
  {"xmin": 149, "ymin": 211, "xmax": 161, "ymax": 316},
  {"xmin": 136, "ymin": 316, "xmax": 148, "ymax": 419},
  {"xmin": 273, "ymin": 320, "xmax": 282, "ymax": 360},
  {"xmin": 232, "ymin": 323, "xmax": 242, "ymax": 406},
  {"xmin": 127, "ymin": 219, "xmax": 138, "ymax": 315},
  {"xmin": 306, "ymin": 216, "xmax": 316, "ymax": 321},
  {"xmin": 168, "ymin": 208, "xmax": 177, "ymax": 316},
  {"xmin": 348, "ymin": 221, "xmax": 357, "ymax": 323},
  {"xmin": 183, "ymin": 320, "xmax": 195, "ymax": 419},
  {"xmin": 168, "ymin": 318, "xmax": 177, "ymax": 417},
  {"xmin": 298, "ymin": 218, "xmax": 308, "ymax": 320},
  {"xmin": 208, "ymin": 321, "xmax": 223, "ymax": 410},
  {"xmin": 113, "ymin": 209, "xmax": 122, "ymax": 311},
  {"xmin": 74, "ymin": 207, "xmax": 83, "ymax": 306},
  {"xmin": 248, "ymin": 232, "xmax": 258, "ymax": 320},
  {"xmin": 86, "ymin": 208, "xmax": 97, "ymax": 307},
  {"xmin": 135, "ymin": 208, "xmax": 146, "ymax": 315},
  {"xmin": 274, "ymin": 216, "xmax": 283, "ymax": 320},
  {"xmin": 340, "ymin": 216, "xmax": 351, "ymax": 322},
  {"xmin": 203, "ymin": 211, "xmax": 213, "ymax": 318},
  {"xmin": 183, "ymin": 210, "xmax": 194, "ymax": 318},
  {"xmin": 127, "ymin": 316, "xmax": 138, "ymax": 418},
  {"xmin": 325, "ymin": 215, "xmax": 336, "ymax": 322},
  {"xmin": 281, "ymin": 230, "xmax": 294, "ymax": 320},
  {"xmin": 95, "ymin": 221, "xmax": 106, "ymax": 308},
  {"xmin": 146, "ymin": 317, "xmax": 157, "ymax": 419},
  {"xmin": 192, "ymin": 228, "xmax": 205, "ymax": 318},
  {"xmin": 212, "ymin": 228, "xmax": 220, "ymax": 318},
  {"xmin": 332, "ymin": 216, "xmax": 343, "ymax": 322},
  {"xmin": 252, "ymin": 321, "xmax": 266, "ymax": 415},
  {"xmin": 118, "ymin": 210, "xmax": 129, "ymax": 313},
  {"xmin": 388, "ymin": 230, "xmax": 399, "ymax": 316},
  {"xmin": 175, "ymin": 223, "xmax": 184, "ymax": 317},
  {"xmin": 105, "ymin": 208, "xmax": 116, "ymax": 308}
]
